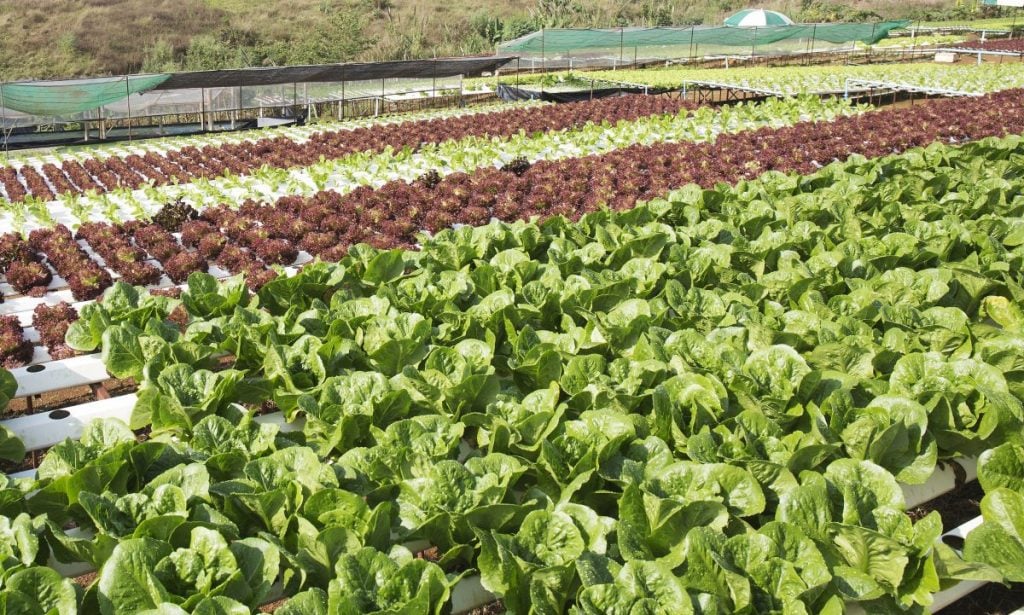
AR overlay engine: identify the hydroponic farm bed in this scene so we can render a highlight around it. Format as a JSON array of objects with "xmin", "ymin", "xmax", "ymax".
[
  {"xmin": 580, "ymin": 62, "xmax": 1024, "ymax": 98},
  {"xmin": 0, "ymin": 80, "xmax": 1022, "ymax": 614}
]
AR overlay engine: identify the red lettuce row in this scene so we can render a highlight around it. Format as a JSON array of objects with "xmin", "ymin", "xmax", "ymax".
[
  {"xmin": 28, "ymin": 226, "xmax": 112, "ymax": 301},
  {"xmin": 60, "ymin": 160, "xmax": 101, "ymax": 193},
  {"xmin": 76, "ymin": 223, "xmax": 162, "ymax": 286},
  {"xmin": 204, "ymin": 87, "xmax": 1024, "ymax": 251},
  {"xmin": 179, "ymin": 218, "xmax": 278, "ymax": 290},
  {"xmin": 0, "ymin": 95, "xmax": 696, "ymax": 202},
  {"xmin": 20, "ymin": 167, "xmax": 54, "ymax": 202},
  {"xmin": 32, "ymin": 302, "xmax": 78, "ymax": 360},
  {"xmin": 0, "ymin": 168, "xmax": 26, "ymax": 202},
  {"xmin": 0, "ymin": 315, "xmax": 31, "ymax": 368},
  {"xmin": 129, "ymin": 221, "xmax": 209, "ymax": 284},
  {"xmin": 957, "ymin": 38, "xmax": 1024, "ymax": 53},
  {"xmin": 41, "ymin": 163, "xmax": 78, "ymax": 196},
  {"xmin": 0, "ymin": 233, "xmax": 52, "ymax": 297},
  {"xmin": 5, "ymin": 89, "xmax": 1024, "ymax": 309}
]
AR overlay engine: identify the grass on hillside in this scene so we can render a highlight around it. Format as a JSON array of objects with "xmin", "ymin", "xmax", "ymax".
[{"xmin": 0, "ymin": 0, "xmax": 1002, "ymax": 81}]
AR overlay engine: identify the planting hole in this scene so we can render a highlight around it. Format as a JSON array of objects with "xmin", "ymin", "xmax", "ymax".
[
  {"xmin": 26, "ymin": 365, "xmax": 45, "ymax": 373},
  {"xmin": 48, "ymin": 409, "xmax": 70, "ymax": 420},
  {"xmin": 942, "ymin": 535, "xmax": 965, "ymax": 551}
]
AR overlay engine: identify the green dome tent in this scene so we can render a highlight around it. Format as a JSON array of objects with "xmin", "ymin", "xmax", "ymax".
[{"xmin": 724, "ymin": 9, "xmax": 795, "ymax": 27}]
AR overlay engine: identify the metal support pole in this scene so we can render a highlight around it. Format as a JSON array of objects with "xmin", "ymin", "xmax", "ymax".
[
  {"xmin": 125, "ymin": 77, "xmax": 133, "ymax": 142},
  {"xmin": 751, "ymin": 27, "xmax": 757, "ymax": 60},
  {"xmin": 341, "ymin": 66, "xmax": 346, "ymax": 120},
  {"xmin": 808, "ymin": 24, "xmax": 817, "ymax": 64},
  {"xmin": 542, "ymin": 28, "xmax": 547, "ymax": 73},
  {"xmin": 431, "ymin": 56, "xmax": 437, "ymax": 101},
  {"xmin": 619, "ymin": 27, "xmax": 624, "ymax": 65},
  {"xmin": 688, "ymin": 26, "xmax": 695, "ymax": 62},
  {"xmin": 200, "ymin": 87, "xmax": 207, "ymax": 132},
  {"xmin": 0, "ymin": 83, "xmax": 7, "ymax": 160}
]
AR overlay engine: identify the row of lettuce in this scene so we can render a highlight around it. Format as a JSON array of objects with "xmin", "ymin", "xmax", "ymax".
[
  {"xmin": 2, "ymin": 135, "xmax": 1024, "ymax": 613},
  {"xmin": 5, "ymin": 96, "xmax": 860, "ymax": 233}
]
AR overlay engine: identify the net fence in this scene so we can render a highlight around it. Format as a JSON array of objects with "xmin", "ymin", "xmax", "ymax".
[
  {"xmin": 0, "ymin": 59, "xmax": 497, "ymax": 131},
  {"xmin": 497, "ymin": 21, "xmax": 910, "ymax": 68}
]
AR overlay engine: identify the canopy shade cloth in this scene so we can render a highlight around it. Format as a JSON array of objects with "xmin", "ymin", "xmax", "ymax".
[
  {"xmin": 154, "ymin": 56, "xmax": 515, "ymax": 90},
  {"xmin": 497, "ymin": 21, "xmax": 911, "ymax": 54},
  {"xmin": 0, "ymin": 75, "xmax": 170, "ymax": 116},
  {"xmin": 0, "ymin": 56, "xmax": 514, "ymax": 119},
  {"xmin": 725, "ymin": 9, "xmax": 795, "ymax": 27}
]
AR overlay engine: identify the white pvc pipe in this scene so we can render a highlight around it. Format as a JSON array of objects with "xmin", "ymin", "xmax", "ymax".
[
  {"xmin": 10, "ymin": 354, "xmax": 112, "ymax": 398},
  {"xmin": 2, "ymin": 394, "xmax": 135, "ymax": 451},
  {"xmin": 452, "ymin": 576, "xmax": 496, "ymax": 614},
  {"xmin": 941, "ymin": 515, "xmax": 984, "ymax": 544},
  {"xmin": 903, "ymin": 458, "xmax": 978, "ymax": 509},
  {"xmin": 2, "ymin": 396, "xmax": 303, "ymax": 456}
]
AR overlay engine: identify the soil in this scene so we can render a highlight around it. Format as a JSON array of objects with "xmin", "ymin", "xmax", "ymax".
[
  {"xmin": 469, "ymin": 602, "xmax": 506, "ymax": 614},
  {"xmin": 3, "ymin": 377, "xmax": 137, "ymax": 419},
  {"xmin": 907, "ymin": 480, "xmax": 984, "ymax": 537},
  {"xmin": 944, "ymin": 581, "xmax": 1024, "ymax": 615},
  {"xmin": 259, "ymin": 598, "xmax": 288, "ymax": 613},
  {"xmin": 72, "ymin": 571, "xmax": 97, "ymax": 587}
]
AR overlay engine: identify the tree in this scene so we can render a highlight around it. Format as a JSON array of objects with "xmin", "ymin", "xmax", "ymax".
[{"xmin": 290, "ymin": 10, "xmax": 371, "ymax": 64}]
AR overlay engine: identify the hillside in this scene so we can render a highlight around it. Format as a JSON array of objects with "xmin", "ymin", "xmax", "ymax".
[{"xmin": 0, "ymin": 0, "xmax": 960, "ymax": 80}]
